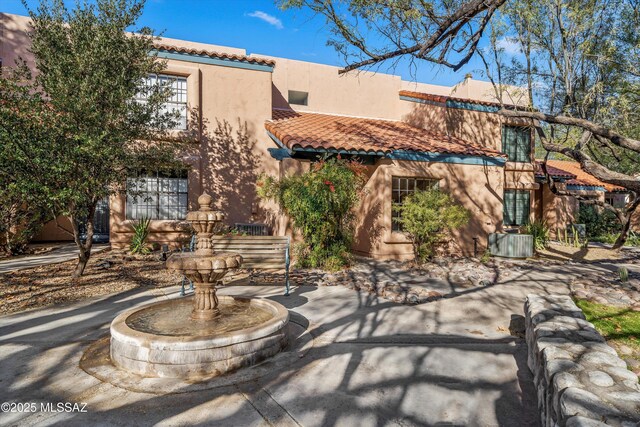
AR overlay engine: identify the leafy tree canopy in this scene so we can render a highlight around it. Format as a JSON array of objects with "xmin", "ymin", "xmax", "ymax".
[{"xmin": 0, "ymin": 0, "xmax": 184, "ymax": 275}]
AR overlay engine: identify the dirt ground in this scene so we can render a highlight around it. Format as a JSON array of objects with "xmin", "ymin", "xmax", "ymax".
[
  {"xmin": 0, "ymin": 249, "xmax": 181, "ymax": 315},
  {"xmin": 536, "ymin": 242, "xmax": 632, "ymax": 262}
]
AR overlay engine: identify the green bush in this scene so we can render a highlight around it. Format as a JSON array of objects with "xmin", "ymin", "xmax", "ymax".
[
  {"xmin": 130, "ymin": 217, "xmax": 151, "ymax": 254},
  {"xmin": 619, "ymin": 266, "xmax": 629, "ymax": 282},
  {"xmin": 0, "ymin": 183, "xmax": 47, "ymax": 255},
  {"xmin": 591, "ymin": 231, "xmax": 640, "ymax": 247},
  {"xmin": 523, "ymin": 220, "xmax": 550, "ymax": 251},
  {"xmin": 578, "ymin": 204, "xmax": 621, "ymax": 238},
  {"xmin": 258, "ymin": 157, "xmax": 366, "ymax": 270},
  {"xmin": 393, "ymin": 188, "xmax": 470, "ymax": 261}
]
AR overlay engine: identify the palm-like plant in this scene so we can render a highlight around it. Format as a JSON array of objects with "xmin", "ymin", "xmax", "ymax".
[{"xmin": 130, "ymin": 216, "xmax": 152, "ymax": 254}]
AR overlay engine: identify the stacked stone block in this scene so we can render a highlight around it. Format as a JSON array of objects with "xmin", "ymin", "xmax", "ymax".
[{"xmin": 525, "ymin": 294, "xmax": 640, "ymax": 426}]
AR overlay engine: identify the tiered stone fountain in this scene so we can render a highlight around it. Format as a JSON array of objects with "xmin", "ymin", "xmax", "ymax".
[{"xmin": 109, "ymin": 193, "xmax": 289, "ymax": 379}]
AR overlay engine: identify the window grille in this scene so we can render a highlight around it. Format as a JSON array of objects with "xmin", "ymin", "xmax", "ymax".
[
  {"xmin": 391, "ymin": 176, "xmax": 439, "ymax": 232},
  {"xmin": 126, "ymin": 170, "xmax": 188, "ymax": 220}
]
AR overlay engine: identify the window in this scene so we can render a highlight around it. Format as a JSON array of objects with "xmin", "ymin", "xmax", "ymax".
[
  {"xmin": 391, "ymin": 177, "xmax": 439, "ymax": 232},
  {"xmin": 136, "ymin": 74, "xmax": 188, "ymax": 130},
  {"xmin": 502, "ymin": 125, "xmax": 531, "ymax": 162},
  {"xmin": 503, "ymin": 190, "xmax": 531, "ymax": 226},
  {"xmin": 288, "ymin": 90, "xmax": 308, "ymax": 106},
  {"xmin": 126, "ymin": 171, "xmax": 188, "ymax": 220},
  {"xmin": 606, "ymin": 193, "xmax": 627, "ymax": 209}
]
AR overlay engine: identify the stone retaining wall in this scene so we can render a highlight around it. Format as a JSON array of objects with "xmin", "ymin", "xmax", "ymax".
[{"xmin": 525, "ymin": 294, "xmax": 640, "ymax": 426}]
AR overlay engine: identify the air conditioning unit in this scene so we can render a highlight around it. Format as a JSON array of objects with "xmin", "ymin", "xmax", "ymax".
[{"xmin": 488, "ymin": 233, "xmax": 534, "ymax": 258}]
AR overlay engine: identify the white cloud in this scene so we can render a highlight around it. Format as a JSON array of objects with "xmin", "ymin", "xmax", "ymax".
[
  {"xmin": 495, "ymin": 37, "xmax": 521, "ymax": 55},
  {"xmin": 248, "ymin": 11, "xmax": 283, "ymax": 30}
]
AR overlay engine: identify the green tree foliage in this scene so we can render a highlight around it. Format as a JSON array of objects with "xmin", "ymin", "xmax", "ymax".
[
  {"xmin": 578, "ymin": 204, "xmax": 621, "ymax": 238},
  {"xmin": 393, "ymin": 189, "xmax": 470, "ymax": 261},
  {"xmin": 258, "ymin": 158, "xmax": 366, "ymax": 270},
  {"xmin": 0, "ymin": 66, "xmax": 54, "ymax": 254},
  {"xmin": 0, "ymin": 0, "xmax": 184, "ymax": 276}
]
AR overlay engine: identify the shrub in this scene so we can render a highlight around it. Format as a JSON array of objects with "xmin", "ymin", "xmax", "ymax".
[
  {"xmin": 258, "ymin": 157, "xmax": 366, "ymax": 270},
  {"xmin": 619, "ymin": 266, "xmax": 629, "ymax": 282},
  {"xmin": 523, "ymin": 220, "xmax": 550, "ymax": 251},
  {"xmin": 393, "ymin": 188, "xmax": 470, "ymax": 261},
  {"xmin": 592, "ymin": 231, "xmax": 640, "ymax": 247},
  {"xmin": 130, "ymin": 217, "xmax": 152, "ymax": 254},
  {"xmin": 578, "ymin": 204, "xmax": 621, "ymax": 238},
  {"xmin": 0, "ymin": 184, "xmax": 47, "ymax": 255}
]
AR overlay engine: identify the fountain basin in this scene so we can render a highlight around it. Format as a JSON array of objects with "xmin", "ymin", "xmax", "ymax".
[{"xmin": 110, "ymin": 296, "xmax": 289, "ymax": 379}]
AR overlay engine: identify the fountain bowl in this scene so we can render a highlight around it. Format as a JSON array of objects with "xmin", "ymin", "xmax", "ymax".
[{"xmin": 110, "ymin": 296, "xmax": 289, "ymax": 379}]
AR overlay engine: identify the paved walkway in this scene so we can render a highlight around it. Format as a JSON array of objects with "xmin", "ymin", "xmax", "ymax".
[
  {"xmin": 0, "ymin": 244, "xmax": 108, "ymax": 274},
  {"xmin": 0, "ymin": 261, "xmax": 625, "ymax": 426}
]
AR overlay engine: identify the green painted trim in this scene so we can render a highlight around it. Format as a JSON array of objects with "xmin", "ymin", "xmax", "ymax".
[
  {"xmin": 153, "ymin": 50, "xmax": 274, "ymax": 73},
  {"xmin": 268, "ymin": 148, "xmax": 292, "ymax": 160},
  {"xmin": 294, "ymin": 146, "xmax": 387, "ymax": 156},
  {"xmin": 266, "ymin": 131, "xmax": 293, "ymax": 154},
  {"xmin": 447, "ymin": 99, "xmax": 499, "ymax": 113},
  {"xmin": 266, "ymin": 128, "xmax": 505, "ymax": 166},
  {"xmin": 387, "ymin": 150, "xmax": 506, "ymax": 166},
  {"xmin": 566, "ymin": 185, "xmax": 606, "ymax": 192},
  {"xmin": 400, "ymin": 94, "xmax": 501, "ymax": 113}
]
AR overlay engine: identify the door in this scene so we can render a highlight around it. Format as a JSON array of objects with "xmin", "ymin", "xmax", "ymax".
[{"xmin": 80, "ymin": 198, "xmax": 110, "ymax": 243}]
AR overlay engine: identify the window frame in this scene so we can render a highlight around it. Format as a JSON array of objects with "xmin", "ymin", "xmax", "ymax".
[
  {"xmin": 502, "ymin": 125, "xmax": 532, "ymax": 163},
  {"xmin": 503, "ymin": 189, "xmax": 531, "ymax": 226},
  {"xmin": 126, "ymin": 170, "xmax": 189, "ymax": 221},
  {"xmin": 288, "ymin": 90, "xmax": 309, "ymax": 106},
  {"xmin": 391, "ymin": 176, "xmax": 440, "ymax": 232},
  {"xmin": 136, "ymin": 73, "xmax": 188, "ymax": 131}
]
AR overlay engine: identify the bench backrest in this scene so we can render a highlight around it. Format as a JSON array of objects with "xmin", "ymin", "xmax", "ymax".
[{"xmin": 210, "ymin": 236, "xmax": 289, "ymax": 270}]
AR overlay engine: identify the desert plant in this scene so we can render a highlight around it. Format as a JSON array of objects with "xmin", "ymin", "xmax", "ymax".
[
  {"xmin": 393, "ymin": 188, "xmax": 470, "ymax": 261},
  {"xmin": 258, "ymin": 157, "xmax": 366, "ymax": 270},
  {"xmin": 619, "ymin": 266, "xmax": 629, "ymax": 282},
  {"xmin": 130, "ymin": 217, "xmax": 152, "ymax": 254},
  {"xmin": 523, "ymin": 220, "xmax": 550, "ymax": 251},
  {"xmin": 480, "ymin": 250, "xmax": 492, "ymax": 264}
]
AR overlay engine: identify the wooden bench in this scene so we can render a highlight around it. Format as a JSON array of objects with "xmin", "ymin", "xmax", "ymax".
[{"xmin": 210, "ymin": 235, "xmax": 291, "ymax": 295}]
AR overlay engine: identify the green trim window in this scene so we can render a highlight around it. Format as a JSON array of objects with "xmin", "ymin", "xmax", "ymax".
[
  {"xmin": 503, "ymin": 190, "xmax": 531, "ymax": 226},
  {"xmin": 392, "ymin": 177, "xmax": 439, "ymax": 232},
  {"xmin": 126, "ymin": 170, "xmax": 188, "ymax": 220},
  {"xmin": 502, "ymin": 125, "xmax": 531, "ymax": 162}
]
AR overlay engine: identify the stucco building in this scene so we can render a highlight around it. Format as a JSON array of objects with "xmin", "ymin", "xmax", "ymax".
[{"xmin": 3, "ymin": 12, "xmax": 556, "ymax": 259}]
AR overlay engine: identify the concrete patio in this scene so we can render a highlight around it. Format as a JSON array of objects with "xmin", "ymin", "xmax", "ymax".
[{"xmin": 0, "ymin": 261, "xmax": 626, "ymax": 426}]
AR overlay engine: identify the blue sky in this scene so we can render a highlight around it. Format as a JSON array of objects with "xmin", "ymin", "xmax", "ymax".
[{"xmin": 2, "ymin": 0, "xmax": 491, "ymax": 87}]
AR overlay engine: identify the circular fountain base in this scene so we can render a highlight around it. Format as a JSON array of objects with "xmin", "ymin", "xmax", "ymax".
[{"xmin": 110, "ymin": 296, "xmax": 289, "ymax": 379}]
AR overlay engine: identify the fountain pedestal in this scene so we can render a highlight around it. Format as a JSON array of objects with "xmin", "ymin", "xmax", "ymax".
[{"xmin": 108, "ymin": 192, "xmax": 289, "ymax": 379}]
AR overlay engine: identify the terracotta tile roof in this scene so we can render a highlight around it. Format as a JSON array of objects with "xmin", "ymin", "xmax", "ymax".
[
  {"xmin": 154, "ymin": 43, "xmax": 276, "ymax": 67},
  {"xmin": 266, "ymin": 109, "xmax": 506, "ymax": 158},
  {"xmin": 399, "ymin": 90, "xmax": 520, "ymax": 109},
  {"xmin": 534, "ymin": 161, "xmax": 577, "ymax": 179},
  {"xmin": 545, "ymin": 160, "xmax": 625, "ymax": 192}
]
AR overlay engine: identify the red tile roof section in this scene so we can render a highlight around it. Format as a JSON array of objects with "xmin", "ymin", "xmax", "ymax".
[
  {"xmin": 399, "ymin": 90, "xmax": 522, "ymax": 109},
  {"xmin": 266, "ymin": 109, "xmax": 506, "ymax": 158},
  {"xmin": 534, "ymin": 161, "xmax": 577, "ymax": 179},
  {"xmin": 154, "ymin": 43, "xmax": 276, "ymax": 67},
  {"xmin": 545, "ymin": 160, "xmax": 625, "ymax": 192}
]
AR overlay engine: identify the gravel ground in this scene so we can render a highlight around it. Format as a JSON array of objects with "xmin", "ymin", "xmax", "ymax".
[{"xmin": 0, "ymin": 249, "xmax": 181, "ymax": 315}]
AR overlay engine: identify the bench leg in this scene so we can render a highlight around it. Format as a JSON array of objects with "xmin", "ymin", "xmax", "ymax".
[{"xmin": 284, "ymin": 241, "xmax": 291, "ymax": 296}]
